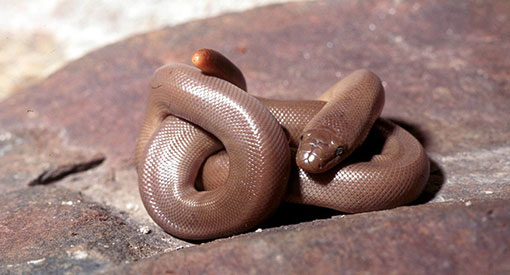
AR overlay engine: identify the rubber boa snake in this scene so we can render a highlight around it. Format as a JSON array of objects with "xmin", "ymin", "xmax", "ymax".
[{"xmin": 136, "ymin": 49, "xmax": 430, "ymax": 240}]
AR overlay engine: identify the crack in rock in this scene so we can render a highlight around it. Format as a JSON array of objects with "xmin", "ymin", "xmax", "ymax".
[{"xmin": 28, "ymin": 153, "xmax": 105, "ymax": 186}]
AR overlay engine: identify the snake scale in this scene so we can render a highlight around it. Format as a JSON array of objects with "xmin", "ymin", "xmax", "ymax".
[{"xmin": 136, "ymin": 49, "xmax": 429, "ymax": 240}]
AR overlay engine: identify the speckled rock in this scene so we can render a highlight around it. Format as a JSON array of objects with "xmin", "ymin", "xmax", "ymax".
[
  {"xmin": 1, "ymin": 0, "xmax": 508, "ymax": 164},
  {"xmin": 0, "ymin": 0, "xmax": 508, "ymax": 273},
  {"xmin": 0, "ymin": 126, "xmax": 104, "ymax": 192},
  {"xmin": 112, "ymin": 198, "xmax": 510, "ymax": 275},
  {"xmin": 0, "ymin": 186, "xmax": 171, "ymax": 274}
]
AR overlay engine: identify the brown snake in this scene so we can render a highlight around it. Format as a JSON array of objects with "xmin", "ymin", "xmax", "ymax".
[{"xmin": 136, "ymin": 49, "xmax": 430, "ymax": 240}]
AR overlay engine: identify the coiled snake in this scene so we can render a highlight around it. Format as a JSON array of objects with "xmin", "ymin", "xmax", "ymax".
[{"xmin": 136, "ymin": 49, "xmax": 429, "ymax": 240}]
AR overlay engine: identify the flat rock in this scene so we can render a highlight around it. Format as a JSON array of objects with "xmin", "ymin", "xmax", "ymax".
[
  {"xmin": 0, "ymin": 0, "xmax": 508, "ymax": 273},
  {"xmin": 113, "ymin": 198, "xmax": 510, "ymax": 274},
  {"xmin": 0, "ymin": 186, "xmax": 171, "ymax": 274},
  {"xmin": 0, "ymin": 126, "xmax": 104, "ymax": 192},
  {"xmin": 0, "ymin": 0, "xmax": 508, "ymax": 163}
]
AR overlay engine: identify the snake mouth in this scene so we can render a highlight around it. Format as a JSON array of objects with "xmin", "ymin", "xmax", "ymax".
[
  {"xmin": 296, "ymin": 149, "xmax": 340, "ymax": 173},
  {"xmin": 296, "ymin": 149, "xmax": 344, "ymax": 173},
  {"xmin": 296, "ymin": 128, "xmax": 345, "ymax": 173}
]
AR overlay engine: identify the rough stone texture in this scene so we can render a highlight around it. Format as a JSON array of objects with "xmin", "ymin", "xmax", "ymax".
[
  {"xmin": 113, "ymin": 199, "xmax": 510, "ymax": 275},
  {"xmin": 0, "ymin": 126, "xmax": 104, "ymax": 191},
  {"xmin": 0, "ymin": 0, "xmax": 508, "ymax": 273},
  {"xmin": 1, "ymin": 0, "xmax": 508, "ymax": 164},
  {"xmin": 0, "ymin": 186, "xmax": 172, "ymax": 274},
  {"xmin": 0, "ymin": 0, "xmax": 299, "ymax": 100}
]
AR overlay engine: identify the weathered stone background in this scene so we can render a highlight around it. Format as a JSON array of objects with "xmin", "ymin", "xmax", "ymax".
[
  {"xmin": 0, "ymin": 0, "xmax": 509, "ymax": 274},
  {"xmin": 0, "ymin": 0, "xmax": 299, "ymax": 100}
]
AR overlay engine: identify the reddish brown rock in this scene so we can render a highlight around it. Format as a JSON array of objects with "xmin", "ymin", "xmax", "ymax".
[
  {"xmin": 113, "ymin": 199, "xmax": 510, "ymax": 274},
  {"xmin": 0, "ymin": 0, "xmax": 508, "ymax": 164},
  {"xmin": 0, "ymin": 126, "xmax": 104, "ymax": 192},
  {"xmin": 0, "ymin": 186, "xmax": 171, "ymax": 274}
]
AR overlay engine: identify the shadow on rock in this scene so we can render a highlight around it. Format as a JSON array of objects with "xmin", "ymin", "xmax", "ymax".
[
  {"xmin": 260, "ymin": 203, "xmax": 341, "ymax": 230},
  {"xmin": 389, "ymin": 118, "xmax": 430, "ymax": 148}
]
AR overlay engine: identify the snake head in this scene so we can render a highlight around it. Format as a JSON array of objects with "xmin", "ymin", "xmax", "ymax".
[{"xmin": 296, "ymin": 127, "xmax": 346, "ymax": 173}]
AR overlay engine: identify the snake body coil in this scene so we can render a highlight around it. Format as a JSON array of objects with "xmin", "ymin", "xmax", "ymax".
[{"xmin": 136, "ymin": 50, "xmax": 429, "ymax": 240}]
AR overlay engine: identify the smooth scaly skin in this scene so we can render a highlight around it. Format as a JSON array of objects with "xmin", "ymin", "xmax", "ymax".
[
  {"xmin": 136, "ymin": 50, "xmax": 430, "ymax": 240},
  {"xmin": 200, "ymin": 117, "xmax": 430, "ymax": 212},
  {"xmin": 137, "ymin": 65, "xmax": 290, "ymax": 240},
  {"xmin": 296, "ymin": 69, "xmax": 384, "ymax": 173}
]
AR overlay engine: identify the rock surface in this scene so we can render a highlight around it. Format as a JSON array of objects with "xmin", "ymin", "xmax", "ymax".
[
  {"xmin": 0, "ymin": 186, "xmax": 171, "ymax": 274},
  {"xmin": 0, "ymin": 0, "xmax": 508, "ymax": 273},
  {"xmin": 113, "ymin": 199, "xmax": 510, "ymax": 275},
  {"xmin": 0, "ymin": 0, "xmax": 298, "ymax": 100}
]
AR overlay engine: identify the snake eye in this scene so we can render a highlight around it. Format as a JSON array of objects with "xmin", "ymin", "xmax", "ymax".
[
  {"xmin": 299, "ymin": 134, "xmax": 303, "ymax": 141},
  {"xmin": 335, "ymin": 146, "xmax": 344, "ymax": 157}
]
